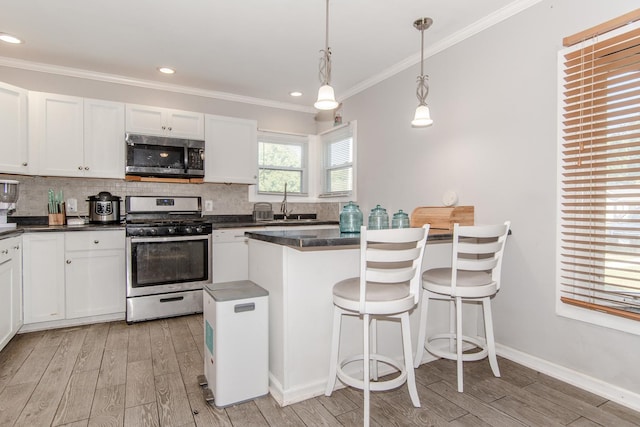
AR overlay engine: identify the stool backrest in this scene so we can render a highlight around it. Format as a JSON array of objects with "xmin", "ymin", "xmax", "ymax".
[
  {"xmin": 359, "ymin": 224, "xmax": 430, "ymax": 312},
  {"xmin": 451, "ymin": 221, "xmax": 511, "ymax": 291}
]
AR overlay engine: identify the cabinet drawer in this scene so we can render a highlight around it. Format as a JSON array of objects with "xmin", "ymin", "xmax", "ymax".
[{"xmin": 65, "ymin": 230, "xmax": 125, "ymax": 251}]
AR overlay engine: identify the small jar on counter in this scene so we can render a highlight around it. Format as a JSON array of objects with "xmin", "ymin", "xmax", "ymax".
[
  {"xmin": 368, "ymin": 205, "xmax": 389, "ymax": 230},
  {"xmin": 391, "ymin": 209, "xmax": 410, "ymax": 229}
]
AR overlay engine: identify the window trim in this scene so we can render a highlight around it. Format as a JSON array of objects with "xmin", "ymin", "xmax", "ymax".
[{"xmin": 556, "ymin": 17, "xmax": 640, "ymax": 336}]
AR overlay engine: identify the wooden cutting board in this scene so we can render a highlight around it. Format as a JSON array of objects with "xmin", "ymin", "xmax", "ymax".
[{"xmin": 410, "ymin": 206, "xmax": 474, "ymax": 230}]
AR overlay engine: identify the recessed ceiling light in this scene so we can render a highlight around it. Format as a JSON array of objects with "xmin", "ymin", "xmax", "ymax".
[
  {"xmin": 158, "ymin": 67, "xmax": 175, "ymax": 74},
  {"xmin": 289, "ymin": 91, "xmax": 303, "ymax": 97},
  {"xmin": 0, "ymin": 33, "xmax": 23, "ymax": 44}
]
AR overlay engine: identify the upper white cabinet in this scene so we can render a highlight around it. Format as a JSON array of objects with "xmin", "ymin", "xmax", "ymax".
[
  {"xmin": 0, "ymin": 82, "xmax": 29, "ymax": 174},
  {"xmin": 29, "ymin": 92, "xmax": 125, "ymax": 178},
  {"xmin": 126, "ymin": 104, "xmax": 204, "ymax": 139},
  {"xmin": 204, "ymin": 114, "xmax": 258, "ymax": 184},
  {"xmin": 83, "ymin": 99, "xmax": 126, "ymax": 179}
]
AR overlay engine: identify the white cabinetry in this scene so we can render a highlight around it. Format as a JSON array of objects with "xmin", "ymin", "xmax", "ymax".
[
  {"xmin": 0, "ymin": 236, "xmax": 22, "ymax": 352},
  {"xmin": 22, "ymin": 233, "xmax": 66, "ymax": 324},
  {"xmin": 204, "ymin": 114, "xmax": 257, "ymax": 184},
  {"xmin": 0, "ymin": 82, "xmax": 29, "ymax": 174},
  {"xmin": 65, "ymin": 230, "xmax": 125, "ymax": 319},
  {"xmin": 213, "ymin": 225, "xmax": 338, "ymax": 283},
  {"xmin": 29, "ymin": 92, "xmax": 125, "ymax": 178},
  {"xmin": 22, "ymin": 230, "xmax": 126, "ymax": 329},
  {"xmin": 213, "ymin": 227, "xmax": 265, "ymax": 282},
  {"xmin": 126, "ymin": 104, "xmax": 204, "ymax": 139}
]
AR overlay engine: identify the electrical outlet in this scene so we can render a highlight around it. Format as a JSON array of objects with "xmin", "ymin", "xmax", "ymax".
[
  {"xmin": 204, "ymin": 200, "xmax": 213, "ymax": 212},
  {"xmin": 66, "ymin": 198, "xmax": 78, "ymax": 213}
]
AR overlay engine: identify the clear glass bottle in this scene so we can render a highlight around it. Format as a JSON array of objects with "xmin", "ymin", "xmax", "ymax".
[
  {"xmin": 368, "ymin": 205, "xmax": 389, "ymax": 230},
  {"xmin": 339, "ymin": 201, "xmax": 363, "ymax": 233},
  {"xmin": 392, "ymin": 209, "xmax": 410, "ymax": 228}
]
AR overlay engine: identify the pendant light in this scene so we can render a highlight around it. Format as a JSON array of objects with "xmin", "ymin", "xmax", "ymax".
[
  {"xmin": 411, "ymin": 17, "xmax": 434, "ymax": 127},
  {"xmin": 314, "ymin": 0, "xmax": 339, "ymax": 110}
]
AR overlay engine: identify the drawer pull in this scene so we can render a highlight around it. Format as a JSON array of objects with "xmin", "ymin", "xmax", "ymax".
[
  {"xmin": 66, "ymin": 259, "xmax": 72, "ymax": 264},
  {"xmin": 94, "ymin": 240, "xmax": 99, "ymax": 244},
  {"xmin": 160, "ymin": 296, "xmax": 184, "ymax": 303}
]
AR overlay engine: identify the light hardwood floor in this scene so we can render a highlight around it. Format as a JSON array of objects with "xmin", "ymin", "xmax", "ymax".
[{"xmin": 1, "ymin": 314, "xmax": 639, "ymax": 426}]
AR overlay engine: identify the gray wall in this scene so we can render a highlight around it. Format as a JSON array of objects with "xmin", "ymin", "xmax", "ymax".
[{"xmin": 341, "ymin": 0, "xmax": 640, "ymax": 396}]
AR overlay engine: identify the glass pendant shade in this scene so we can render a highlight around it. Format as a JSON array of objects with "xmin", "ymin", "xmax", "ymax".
[
  {"xmin": 411, "ymin": 104, "xmax": 433, "ymax": 127},
  {"xmin": 314, "ymin": 84, "xmax": 339, "ymax": 110}
]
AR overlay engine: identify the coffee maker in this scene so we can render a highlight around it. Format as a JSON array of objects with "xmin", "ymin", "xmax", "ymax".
[{"xmin": 0, "ymin": 180, "xmax": 19, "ymax": 230}]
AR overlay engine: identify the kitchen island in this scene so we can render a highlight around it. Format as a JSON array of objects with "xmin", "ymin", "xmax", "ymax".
[{"xmin": 246, "ymin": 227, "xmax": 456, "ymax": 406}]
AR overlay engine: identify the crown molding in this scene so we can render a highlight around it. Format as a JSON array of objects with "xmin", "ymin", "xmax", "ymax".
[
  {"xmin": 339, "ymin": 0, "xmax": 543, "ymax": 102},
  {"xmin": 0, "ymin": 56, "xmax": 316, "ymax": 114}
]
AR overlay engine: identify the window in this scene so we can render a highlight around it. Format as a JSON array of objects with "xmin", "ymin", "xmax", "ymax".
[
  {"xmin": 320, "ymin": 122, "xmax": 356, "ymax": 197},
  {"xmin": 558, "ymin": 13, "xmax": 640, "ymax": 333},
  {"xmin": 257, "ymin": 131, "xmax": 308, "ymax": 194}
]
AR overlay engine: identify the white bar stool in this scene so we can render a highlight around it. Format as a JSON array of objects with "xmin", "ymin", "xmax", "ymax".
[
  {"xmin": 414, "ymin": 221, "xmax": 510, "ymax": 392},
  {"xmin": 325, "ymin": 224, "xmax": 429, "ymax": 427}
]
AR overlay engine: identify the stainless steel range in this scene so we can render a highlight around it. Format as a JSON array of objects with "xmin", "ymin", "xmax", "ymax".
[{"xmin": 125, "ymin": 196, "xmax": 212, "ymax": 323}]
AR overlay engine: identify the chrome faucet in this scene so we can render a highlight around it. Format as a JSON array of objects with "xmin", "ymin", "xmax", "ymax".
[{"xmin": 281, "ymin": 182, "xmax": 292, "ymax": 219}]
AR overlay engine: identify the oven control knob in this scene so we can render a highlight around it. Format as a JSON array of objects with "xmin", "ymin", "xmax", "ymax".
[
  {"xmin": 137, "ymin": 229, "xmax": 145, "ymax": 236},
  {"xmin": 148, "ymin": 228, "xmax": 157, "ymax": 236},
  {"xmin": 184, "ymin": 226, "xmax": 193, "ymax": 234},
  {"xmin": 168, "ymin": 227, "xmax": 176, "ymax": 234},
  {"xmin": 195, "ymin": 226, "xmax": 203, "ymax": 233}
]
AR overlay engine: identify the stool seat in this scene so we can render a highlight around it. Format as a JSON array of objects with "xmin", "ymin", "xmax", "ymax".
[{"xmin": 325, "ymin": 225, "xmax": 429, "ymax": 427}]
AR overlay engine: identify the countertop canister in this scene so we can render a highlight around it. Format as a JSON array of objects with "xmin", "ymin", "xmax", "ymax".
[
  {"xmin": 339, "ymin": 202, "xmax": 363, "ymax": 233},
  {"xmin": 392, "ymin": 209, "xmax": 410, "ymax": 228},
  {"xmin": 368, "ymin": 205, "xmax": 389, "ymax": 230}
]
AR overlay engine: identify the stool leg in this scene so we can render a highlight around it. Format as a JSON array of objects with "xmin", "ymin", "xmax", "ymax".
[
  {"xmin": 482, "ymin": 297, "xmax": 501, "ymax": 378},
  {"xmin": 455, "ymin": 296, "xmax": 464, "ymax": 393},
  {"xmin": 371, "ymin": 318, "xmax": 378, "ymax": 381},
  {"xmin": 363, "ymin": 313, "xmax": 371, "ymax": 427},
  {"xmin": 401, "ymin": 312, "xmax": 420, "ymax": 407},
  {"xmin": 325, "ymin": 306, "xmax": 342, "ymax": 396},
  {"xmin": 414, "ymin": 288, "xmax": 428, "ymax": 368}
]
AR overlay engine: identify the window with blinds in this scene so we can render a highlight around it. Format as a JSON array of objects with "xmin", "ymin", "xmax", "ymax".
[
  {"xmin": 559, "ymin": 14, "xmax": 640, "ymax": 326},
  {"xmin": 320, "ymin": 122, "xmax": 356, "ymax": 197}
]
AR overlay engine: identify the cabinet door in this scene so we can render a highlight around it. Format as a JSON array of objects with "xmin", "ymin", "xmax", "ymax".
[
  {"xmin": 0, "ymin": 82, "xmax": 29, "ymax": 174},
  {"xmin": 212, "ymin": 228, "xmax": 263, "ymax": 282},
  {"xmin": 125, "ymin": 103, "xmax": 166, "ymax": 136},
  {"xmin": 65, "ymin": 230, "xmax": 125, "ymax": 319},
  {"xmin": 84, "ymin": 99, "xmax": 125, "ymax": 178},
  {"xmin": 0, "ymin": 238, "xmax": 20, "ymax": 351},
  {"xmin": 29, "ymin": 92, "xmax": 84, "ymax": 177},
  {"xmin": 22, "ymin": 233, "xmax": 66, "ymax": 324},
  {"xmin": 204, "ymin": 114, "xmax": 258, "ymax": 184},
  {"xmin": 166, "ymin": 109, "xmax": 204, "ymax": 139}
]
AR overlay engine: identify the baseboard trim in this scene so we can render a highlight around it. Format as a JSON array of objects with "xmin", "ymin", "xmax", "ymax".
[{"xmin": 496, "ymin": 344, "xmax": 640, "ymax": 412}]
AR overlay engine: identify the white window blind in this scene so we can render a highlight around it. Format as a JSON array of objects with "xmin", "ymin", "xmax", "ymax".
[
  {"xmin": 559, "ymin": 15, "xmax": 640, "ymax": 322},
  {"xmin": 321, "ymin": 123, "xmax": 354, "ymax": 196}
]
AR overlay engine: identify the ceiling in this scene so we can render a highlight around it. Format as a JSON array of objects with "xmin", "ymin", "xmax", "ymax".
[{"xmin": 0, "ymin": 0, "xmax": 536, "ymax": 112}]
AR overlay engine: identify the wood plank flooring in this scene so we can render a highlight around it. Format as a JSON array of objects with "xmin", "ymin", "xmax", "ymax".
[{"xmin": 1, "ymin": 314, "xmax": 639, "ymax": 426}]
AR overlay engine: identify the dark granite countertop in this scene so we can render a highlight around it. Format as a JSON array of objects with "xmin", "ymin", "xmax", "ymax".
[{"xmin": 245, "ymin": 228, "xmax": 454, "ymax": 249}]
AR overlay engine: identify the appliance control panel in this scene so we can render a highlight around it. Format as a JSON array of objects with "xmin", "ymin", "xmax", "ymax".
[{"xmin": 126, "ymin": 223, "xmax": 212, "ymax": 237}]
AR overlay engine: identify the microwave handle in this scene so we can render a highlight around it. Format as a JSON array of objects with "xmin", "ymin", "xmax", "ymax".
[{"xmin": 184, "ymin": 146, "xmax": 189, "ymax": 173}]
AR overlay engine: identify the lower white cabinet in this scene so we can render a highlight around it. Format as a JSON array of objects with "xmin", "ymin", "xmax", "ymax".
[
  {"xmin": 65, "ymin": 230, "xmax": 125, "ymax": 319},
  {"xmin": 22, "ymin": 233, "xmax": 66, "ymax": 324},
  {"xmin": 22, "ymin": 230, "xmax": 125, "ymax": 327},
  {"xmin": 0, "ymin": 236, "xmax": 23, "ymax": 351}
]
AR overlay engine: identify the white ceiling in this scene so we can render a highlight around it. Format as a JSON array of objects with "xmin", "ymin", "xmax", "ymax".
[{"xmin": 0, "ymin": 0, "xmax": 537, "ymax": 112}]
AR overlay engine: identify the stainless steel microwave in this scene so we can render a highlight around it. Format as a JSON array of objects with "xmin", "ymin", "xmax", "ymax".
[{"xmin": 125, "ymin": 133, "xmax": 205, "ymax": 178}]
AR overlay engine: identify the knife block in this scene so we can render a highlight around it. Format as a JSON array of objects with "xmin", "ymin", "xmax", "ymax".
[{"xmin": 48, "ymin": 203, "xmax": 66, "ymax": 225}]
